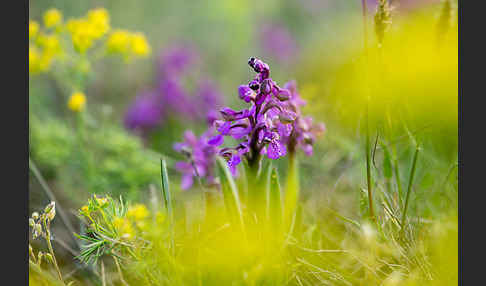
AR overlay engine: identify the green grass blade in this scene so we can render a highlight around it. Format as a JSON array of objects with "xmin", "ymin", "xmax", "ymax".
[
  {"xmin": 216, "ymin": 157, "xmax": 246, "ymax": 236},
  {"xmin": 160, "ymin": 158, "xmax": 175, "ymax": 255},
  {"xmin": 160, "ymin": 158, "xmax": 173, "ymax": 218},
  {"xmin": 401, "ymin": 145, "xmax": 420, "ymax": 232}
]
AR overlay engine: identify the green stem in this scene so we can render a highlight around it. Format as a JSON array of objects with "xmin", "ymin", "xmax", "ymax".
[
  {"xmin": 401, "ymin": 146, "xmax": 420, "ymax": 229},
  {"xmin": 29, "ymin": 158, "xmax": 81, "ymax": 249},
  {"xmin": 393, "ymin": 146, "xmax": 403, "ymax": 204},
  {"xmin": 365, "ymin": 104, "xmax": 376, "ymax": 222},
  {"xmin": 43, "ymin": 219, "xmax": 65, "ymax": 284},
  {"xmin": 361, "ymin": 0, "xmax": 375, "ymax": 223}
]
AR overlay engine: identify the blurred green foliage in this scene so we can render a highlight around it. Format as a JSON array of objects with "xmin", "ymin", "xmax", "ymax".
[{"xmin": 30, "ymin": 116, "xmax": 160, "ymax": 202}]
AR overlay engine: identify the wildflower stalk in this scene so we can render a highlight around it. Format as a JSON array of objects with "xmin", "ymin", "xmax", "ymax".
[
  {"xmin": 361, "ymin": 0, "xmax": 376, "ymax": 223},
  {"xmin": 361, "ymin": 0, "xmax": 369, "ymax": 51},
  {"xmin": 113, "ymin": 256, "xmax": 129, "ymax": 286},
  {"xmin": 42, "ymin": 218, "xmax": 64, "ymax": 284},
  {"xmin": 29, "ymin": 157, "xmax": 80, "ymax": 249},
  {"xmin": 401, "ymin": 145, "xmax": 420, "ymax": 230},
  {"xmin": 365, "ymin": 104, "xmax": 376, "ymax": 222}
]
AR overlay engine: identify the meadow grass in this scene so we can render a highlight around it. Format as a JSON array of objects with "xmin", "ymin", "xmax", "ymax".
[{"xmin": 29, "ymin": 2, "xmax": 458, "ymax": 285}]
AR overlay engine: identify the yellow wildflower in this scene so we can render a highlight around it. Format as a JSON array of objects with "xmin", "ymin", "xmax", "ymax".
[
  {"xmin": 29, "ymin": 47, "xmax": 40, "ymax": 74},
  {"xmin": 106, "ymin": 30, "xmax": 131, "ymax": 55},
  {"xmin": 66, "ymin": 19, "xmax": 95, "ymax": 54},
  {"xmin": 80, "ymin": 205, "xmax": 90, "ymax": 215},
  {"xmin": 68, "ymin": 92, "xmax": 86, "ymax": 112},
  {"xmin": 106, "ymin": 31, "xmax": 151, "ymax": 58},
  {"xmin": 94, "ymin": 195, "xmax": 108, "ymax": 207},
  {"xmin": 29, "ymin": 20, "xmax": 39, "ymax": 39},
  {"xmin": 44, "ymin": 8, "xmax": 63, "ymax": 28},
  {"xmin": 37, "ymin": 34, "xmax": 61, "ymax": 56},
  {"xmin": 113, "ymin": 217, "xmax": 134, "ymax": 239},
  {"xmin": 130, "ymin": 33, "xmax": 151, "ymax": 57},
  {"xmin": 127, "ymin": 204, "xmax": 149, "ymax": 221},
  {"xmin": 86, "ymin": 8, "xmax": 110, "ymax": 38}
]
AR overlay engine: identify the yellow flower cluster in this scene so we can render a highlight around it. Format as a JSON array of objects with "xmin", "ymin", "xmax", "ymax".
[
  {"xmin": 106, "ymin": 30, "xmax": 151, "ymax": 59},
  {"xmin": 29, "ymin": 33, "xmax": 61, "ymax": 74},
  {"xmin": 113, "ymin": 217, "xmax": 134, "ymax": 240},
  {"xmin": 68, "ymin": 92, "xmax": 86, "ymax": 112},
  {"xmin": 29, "ymin": 7, "xmax": 150, "ymax": 75},
  {"xmin": 29, "ymin": 20, "xmax": 39, "ymax": 39},
  {"xmin": 66, "ymin": 8, "xmax": 110, "ymax": 54},
  {"xmin": 43, "ymin": 8, "xmax": 63, "ymax": 28},
  {"xmin": 127, "ymin": 204, "xmax": 150, "ymax": 221},
  {"xmin": 29, "ymin": 10, "xmax": 64, "ymax": 74}
]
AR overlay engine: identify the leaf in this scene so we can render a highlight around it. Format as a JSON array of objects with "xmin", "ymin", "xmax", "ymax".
[
  {"xmin": 160, "ymin": 158, "xmax": 173, "ymax": 219},
  {"xmin": 160, "ymin": 158, "xmax": 175, "ymax": 255},
  {"xmin": 216, "ymin": 157, "xmax": 246, "ymax": 236}
]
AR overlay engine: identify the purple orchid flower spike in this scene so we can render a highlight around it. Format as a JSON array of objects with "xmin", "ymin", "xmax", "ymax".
[
  {"xmin": 279, "ymin": 80, "xmax": 326, "ymax": 155},
  {"xmin": 209, "ymin": 57, "xmax": 300, "ymax": 174}
]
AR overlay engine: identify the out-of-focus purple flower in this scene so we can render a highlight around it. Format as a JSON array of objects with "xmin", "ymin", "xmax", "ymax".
[
  {"xmin": 279, "ymin": 80, "xmax": 325, "ymax": 155},
  {"xmin": 126, "ymin": 44, "xmax": 225, "ymax": 142},
  {"xmin": 260, "ymin": 23, "xmax": 298, "ymax": 63},
  {"xmin": 195, "ymin": 79, "xmax": 223, "ymax": 119},
  {"xmin": 124, "ymin": 90, "xmax": 164, "ymax": 133},
  {"xmin": 209, "ymin": 57, "xmax": 299, "ymax": 174},
  {"xmin": 173, "ymin": 129, "xmax": 218, "ymax": 190},
  {"xmin": 157, "ymin": 43, "xmax": 199, "ymax": 76},
  {"xmin": 158, "ymin": 77, "xmax": 197, "ymax": 119}
]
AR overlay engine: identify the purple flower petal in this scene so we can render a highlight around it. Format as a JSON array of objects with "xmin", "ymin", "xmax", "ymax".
[
  {"xmin": 208, "ymin": 134, "xmax": 224, "ymax": 146},
  {"xmin": 267, "ymin": 139, "xmax": 287, "ymax": 159},
  {"xmin": 228, "ymin": 154, "xmax": 241, "ymax": 176},
  {"xmin": 238, "ymin": 85, "xmax": 254, "ymax": 102},
  {"xmin": 217, "ymin": 121, "xmax": 232, "ymax": 135},
  {"xmin": 181, "ymin": 174, "xmax": 194, "ymax": 190}
]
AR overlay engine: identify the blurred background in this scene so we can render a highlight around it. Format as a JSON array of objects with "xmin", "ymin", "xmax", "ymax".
[{"xmin": 29, "ymin": 0, "xmax": 457, "ymax": 282}]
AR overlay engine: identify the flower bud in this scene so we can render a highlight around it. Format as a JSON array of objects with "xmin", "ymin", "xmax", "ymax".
[
  {"xmin": 279, "ymin": 114, "xmax": 295, "ymax": 123},
  {"xmin": 44, "ymin": 253, "xmax": 54, "ymax": 264},
  {"xmin": 32, "ymin": 212, "xmax": 39, "ymax": 220},
  {"xmin": 29, "ymin": 218, "xmax": 35, "ymax": 227},
  {"xmin": 248, "ymin": 57, "xmax": 256, "ymax": 68},
  {"xmin": 44, "ymin": 202, "xmax": 55, "ymax": 214},
  {"xmin": 95, "ymin": 196, "xmax": 108, "ymax": 207},
  {"xmin": 249, "ymin": 80, "xmax": 260, "ymax": 91},
  {"xmin": 45, "ymin": 202, "xmax": 56, "ymax": 221},
  {"xmin": 261, "ymin": 79, "xmax": 272, "ymax": 94},
  {"xmin": 276, "ymin": 89, "xmax": 291, "ymax": 101}
]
